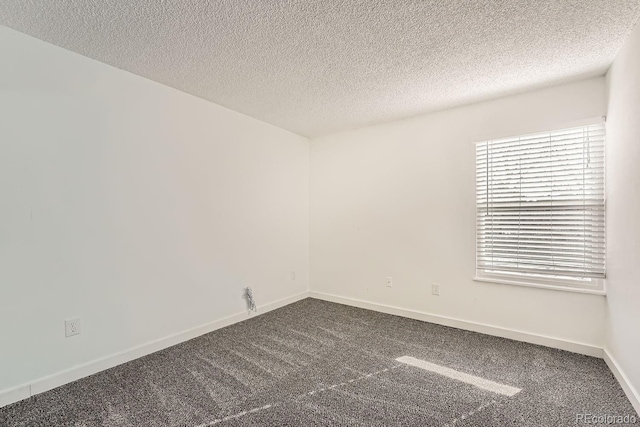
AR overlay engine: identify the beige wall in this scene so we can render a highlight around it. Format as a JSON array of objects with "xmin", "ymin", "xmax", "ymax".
[
  {"xmin": 0, "ymin": 26, "xmax": 310, "ymax": 393},
  {"xmin": 311, "ymin": 77, "xmax": 607, "ymax": 348},
  {"xmin": 605, "ymin": 20, "xmax": 640, "ymax": 407}
]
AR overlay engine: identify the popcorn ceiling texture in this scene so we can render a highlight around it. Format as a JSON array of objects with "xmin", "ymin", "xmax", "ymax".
[{"xmin": 0, "ymin": 1, "xmax": 639, "ymax": 137}]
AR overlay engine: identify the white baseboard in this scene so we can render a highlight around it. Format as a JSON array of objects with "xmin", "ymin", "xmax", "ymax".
[
  {"xmin": 0, "ymin": 385, "xmax": 30, "ymax": 410},
  {"xmin": 309, "ymin": 291, "xmax": 603, "ymax": 358},
  {"xmin": 7, "ymin": 290, "xmax": 634, "ymax": 414},
  {"xmin": 0, "ymin": 290, "xmax": 310, "ymax": 409},
  {"xmin": 603, "ymin": 349, "xmax": 640, "ymax": 415}
]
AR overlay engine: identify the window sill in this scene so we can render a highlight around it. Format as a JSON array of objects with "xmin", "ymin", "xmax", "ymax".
[{"xmin": 473, "ymin": 276, "xmax": 606, "ymax": 296}]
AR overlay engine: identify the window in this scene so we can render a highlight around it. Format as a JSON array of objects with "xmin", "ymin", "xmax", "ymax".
[{"xmin": 475, "ymin": 122, "xmax": 606, "ymax": 293}]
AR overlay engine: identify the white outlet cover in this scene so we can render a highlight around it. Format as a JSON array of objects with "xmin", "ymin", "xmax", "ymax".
[
  {"xmin": 65, "ymin": 318, "xmax": 81, "ymax": 337},
  {"xmin": 432, "ymin": 284, "xmax": 440, "ymax": 296},
  {"xmin": 386, "ymin": 277, "xmax": 393, "ymax": 287}
]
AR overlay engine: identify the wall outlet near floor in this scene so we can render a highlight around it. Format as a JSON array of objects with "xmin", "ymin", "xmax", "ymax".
[
  {"xmin": 386, "ymin": 277, "xmax": 393, "ymax": 287},
  {"xmin": 65, "ymin": 318, "xmax": 81, "ymax": 337},
  {"xmin": 432, "ymin": 283, "xmax": 440, "ymax": 296},
  {"xmin": 291, "ymin": 271, "xmax": 296, "ymax": 280}
]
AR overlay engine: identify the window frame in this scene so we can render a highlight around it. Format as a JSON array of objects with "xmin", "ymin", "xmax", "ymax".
[{"xmin": 472, "ymin": 117, "xmax": 607, "ymax": 295}]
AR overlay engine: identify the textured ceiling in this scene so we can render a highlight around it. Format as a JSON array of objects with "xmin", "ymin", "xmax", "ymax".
[{"xmin": 1, "ymin": 1, "xmax": 639, "ymax": 137}]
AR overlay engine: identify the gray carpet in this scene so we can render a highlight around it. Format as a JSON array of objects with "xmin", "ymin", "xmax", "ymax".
[{"xmin": 0, "ymin": 298, "xmax": 636, "ymax": 426}]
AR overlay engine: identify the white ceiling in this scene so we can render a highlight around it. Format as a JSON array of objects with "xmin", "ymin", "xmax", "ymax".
[{"xmin": 1, "ymin": 1, "xmax": 639, "ymax": 137}]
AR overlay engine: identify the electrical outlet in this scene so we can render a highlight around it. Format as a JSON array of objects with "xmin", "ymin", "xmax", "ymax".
[
  {"xmin": 386, "ymin": 277, "xmax": 393, "ymax": 287},
  {"xmin": 291, "ymin": 271, "xmax": 296, "ymax": 280},
  {"xmin": 432, "ymin": 284, "xmax": 440, "ymax": 296},
  {"xmin": 65, "ymin": 318, "xmax": 81, "ymax": 337}
]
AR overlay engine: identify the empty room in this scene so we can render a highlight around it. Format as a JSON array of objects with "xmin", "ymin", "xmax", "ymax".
[{"xmin": 1, "ymin": 1, "xmax": 639, "ymax": 426}]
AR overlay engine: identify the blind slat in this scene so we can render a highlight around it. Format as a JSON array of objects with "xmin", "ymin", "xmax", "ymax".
[{"xmin": 476, "ymin": 123, "xmax": 606, "ymax": 281}]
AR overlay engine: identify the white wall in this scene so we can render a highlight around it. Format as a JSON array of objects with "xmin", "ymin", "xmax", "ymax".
[
  {"xmin": 310, "ymin": 77, "xmax": 607, "ymax": 349},
  {"xmin": 0, "ymin": 26, "xmax": 309, "ymax": 394},
  {"xmin": 605, "ymin": 21, "xmax": 640, "ymax": 404}
]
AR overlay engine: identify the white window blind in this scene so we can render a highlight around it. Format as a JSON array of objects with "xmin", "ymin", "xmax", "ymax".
[{"xmin": 476, "ymin": 123, "xmax": 605, "ymax": 285}]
